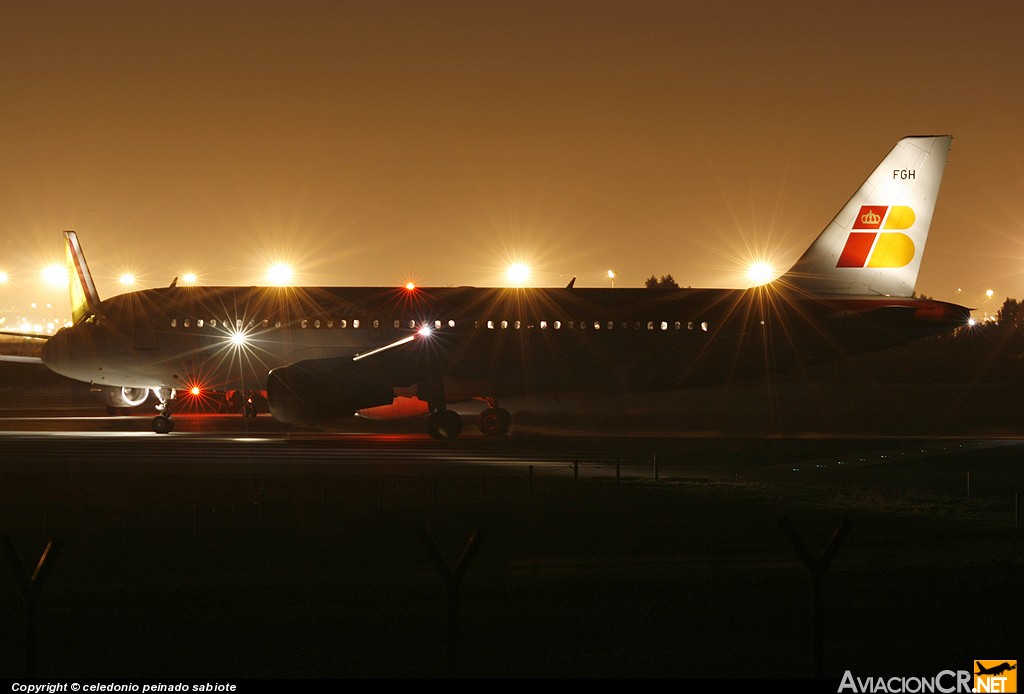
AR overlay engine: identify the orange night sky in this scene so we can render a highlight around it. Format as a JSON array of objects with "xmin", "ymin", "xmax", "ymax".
[{"xmin": 1, "ymin": 1, "xmax": 1022, "ymax": 322}]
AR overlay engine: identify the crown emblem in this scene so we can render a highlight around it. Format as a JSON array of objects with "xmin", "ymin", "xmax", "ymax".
[{"xmin": 860, "ymin": 209, "xmax": 881, "ymax": 225}]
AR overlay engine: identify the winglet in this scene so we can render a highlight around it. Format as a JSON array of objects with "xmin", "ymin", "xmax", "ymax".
[{"xmin": 63, "ymin": 230, "xmax": 101, "ymax": 324}]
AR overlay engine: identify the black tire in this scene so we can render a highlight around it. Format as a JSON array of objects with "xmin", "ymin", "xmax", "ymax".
[
  {"xmin": 428, "ymin": 410, "xmax": 463, "ymax": 439},
  {"xmin": 478, "ymin": 407, "xmax": 511, "ymax": 436},
  {"xmin": 152, "ymin": 415, "xmax": 174, "ymax": 434}
]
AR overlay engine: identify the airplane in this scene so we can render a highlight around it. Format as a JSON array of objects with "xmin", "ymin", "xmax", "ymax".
[
  {"xmin": 976, "ymin": 662, "xmax": 1017, "ymax": 677},
  {"xmin": 39, "ymin": 135, "xmax": 970, "ymax": 438}
]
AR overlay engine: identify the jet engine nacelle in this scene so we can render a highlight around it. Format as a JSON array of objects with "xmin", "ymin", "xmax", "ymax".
[
  {"xmin": 266, "ymin": 357, "xmax": 395, "ymax": 427},
  {"xmin": 92, "ymin": 385, "xmax": 151, "ymax": 409}
]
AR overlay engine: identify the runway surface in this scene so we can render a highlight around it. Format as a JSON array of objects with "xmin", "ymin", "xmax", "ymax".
[
  {"xmin": 0, "ymin": 407, "xmax": 1022, "ymax": 681},
  {"xmin": 2, "ymin": 409, "xmax": 1020, "ymax": 483}
]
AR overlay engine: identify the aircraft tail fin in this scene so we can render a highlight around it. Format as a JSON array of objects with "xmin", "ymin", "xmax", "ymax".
[
  {"xmin": 63, "ymin": 230, "xmax": 101, "ymax": 324},
  {"xmin": 781, "ymin": 135, "xmax": 952, "ymax": 297}
]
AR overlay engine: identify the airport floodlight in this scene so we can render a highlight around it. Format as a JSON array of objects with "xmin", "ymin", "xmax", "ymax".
[
  {"xmin": 506, "ymin": 263, "xmax": 531, "ymax": 286},
  {"xmin": 747, "ymin": 262, "xmax": 775, "ymax": 285},
  {"xmin": 267, "ymin": 263, "xmax": 294, "ymax": 286},
  {"xmin": 42, "ymin": 264, "xmax": 68, "ymax": 287}
]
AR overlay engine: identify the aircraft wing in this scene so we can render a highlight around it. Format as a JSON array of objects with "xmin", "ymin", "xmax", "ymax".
[{"xmin": 0, "ymin": 331, "xmax": 48, "ymax": 363}]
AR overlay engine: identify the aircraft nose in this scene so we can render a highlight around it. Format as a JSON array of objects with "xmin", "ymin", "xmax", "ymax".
[{"xmin": 40, "ymin": 327, "xmax": 73, "ymax": 377}]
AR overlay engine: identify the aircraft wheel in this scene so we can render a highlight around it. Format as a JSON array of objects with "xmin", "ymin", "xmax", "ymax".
[
  {"xmin": 478, "ymin": 407, "xmax": 511, "ymax": 436},
  {"xmin": 427, "ymin": 410, "xmax": 463, "ymax": 440},
  {"xmin": 152, "ymin": 415, "xmax": 174, "ymax": 434}
]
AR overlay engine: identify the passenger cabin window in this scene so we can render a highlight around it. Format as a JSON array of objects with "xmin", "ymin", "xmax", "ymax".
[
  {"xmin": 353, "ymin": 319, "xmax": 360, "ymax": 328},
  {"xmin": 701, "ymin": 321, "xmax": 709, "ymax": 332}
]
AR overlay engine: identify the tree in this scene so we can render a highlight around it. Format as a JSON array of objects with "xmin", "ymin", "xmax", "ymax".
[
  {"xmin": 645, "ymin": 274, "xmax": 680, "ymax": 289},
  {"xmin": 997, "ymin": 297, "xmax": 1023, "ymax": 330}
]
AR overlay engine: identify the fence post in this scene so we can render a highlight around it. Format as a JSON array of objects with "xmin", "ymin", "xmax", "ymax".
[{"xmin": 778, "ymin": 517, "xmax": 854, "ymax": 679}]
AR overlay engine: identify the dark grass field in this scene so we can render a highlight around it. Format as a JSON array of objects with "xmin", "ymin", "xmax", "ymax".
[{"xmin": 0, "ymin": 437, "xmax": 1021, "ymax": 680}]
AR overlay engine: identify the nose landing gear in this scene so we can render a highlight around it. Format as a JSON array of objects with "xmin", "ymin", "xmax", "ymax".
[{"xmin": 151, "ymin": 387, "xmax": 176, "ymax": 434}]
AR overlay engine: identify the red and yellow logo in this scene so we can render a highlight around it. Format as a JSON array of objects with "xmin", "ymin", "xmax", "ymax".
[
  {"xmin": 975, "ymin": 660, "xmax": 1017, "ymax": 693},
  {"xmin": 837, "ymin": 205, "xmax": 917, "ymax": 268}
]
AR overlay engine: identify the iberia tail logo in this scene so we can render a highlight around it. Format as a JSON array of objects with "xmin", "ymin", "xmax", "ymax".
[{"xmin": 837, "ymin": 205, "xmax": 916, "ymax": 268}]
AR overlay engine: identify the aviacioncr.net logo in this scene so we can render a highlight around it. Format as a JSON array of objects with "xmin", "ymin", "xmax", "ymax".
[
  {"xmin": 974, "ymin": 660, "xmax": 1017, "ymax": 693},
  {"xmin": 838, "ymin": 669, "xmax": 973, "ymax": 693}
]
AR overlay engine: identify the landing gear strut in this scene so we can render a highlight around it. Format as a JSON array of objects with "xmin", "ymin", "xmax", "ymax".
[
  {"xmin": 419, "ymin": 379, "xmax": 462, "ymax": 440},
  {"xmin": 151, "ymin": 387, "xmax": 176, "ymax": 434},
  {"xmin": 242, "ymin": 390, "xmax": 258, "ymax": 419}
]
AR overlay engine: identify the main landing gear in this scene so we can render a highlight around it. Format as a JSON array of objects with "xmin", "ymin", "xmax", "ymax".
[
  {"xmin": 427, "ymin": 408, "xmax": 463, "ymax": 440},
  {"xmin": 477, "ymin": 402, "xmax": 511, "ymax": 437},
  {"xmin": 151, "ymin": 387, "xmax": 175, "ymax": 434},
  {"xmin": 424, "ymin": 398, "xmax": 512, "ymax": 440},
  {"xmin": 417, "ymin": 362, "xmax": 510, "ymax": 439}
]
